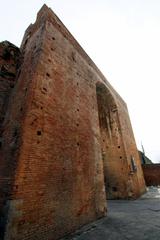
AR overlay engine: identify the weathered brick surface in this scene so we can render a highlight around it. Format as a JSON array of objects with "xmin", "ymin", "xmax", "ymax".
[
  {"xmin": 0, "ymin": 42, "xmax": 21, "ymax": 239},
  {"xmin": 115, "ymin": 99, "xmax": 146, "ymax": 198},
  {"xmin": 0, "ymin": 4, "xmax": 146, "ymax": 240},
  {"xmin": 96, "ymin": 83, "xmax": 145, "ymax": 199},
  {"xmin": 0, "ymin": 41, "xmax": 21, "ymax": 126},
  {"xmin": 142, "ymin": 164, "xmax": 160, "ymax": 186}
]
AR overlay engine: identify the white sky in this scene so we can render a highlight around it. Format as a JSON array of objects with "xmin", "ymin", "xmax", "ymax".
[{"xmin": 0, "ymin": 0, "xmax": 160, "ymax": 162}]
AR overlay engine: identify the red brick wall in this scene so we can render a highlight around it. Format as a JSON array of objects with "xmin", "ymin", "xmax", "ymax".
[
  {"xmin": 0, "ymin": 41, "xmax": 20, "ymax": 127},
  {"xmin": 142, "ymin": 164, "xmax": 160, "ymax": 186},
  {"xmin": 1, "ymin": 5, "xmax": 146, "ymax": 240},
  {"xmin": 3, "ymin": 6, "xmax": 107, "ymax": 240},
  {"xmin": 116, "ymin": 100, "xmax": 146, "ymax": 198},
  {"xmin": 0, "ymin": 42, "xmax": 21, "ymax": 238},
  {"xmin": 96, "ymin": 83, "xmax": 131, "ymax": 199},
  {"xmin": 96, "ymin": 83, "xmax": 146, "ymax": 199}
]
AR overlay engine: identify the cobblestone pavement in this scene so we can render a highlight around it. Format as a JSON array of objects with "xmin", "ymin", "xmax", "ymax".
[{"xmin": 62, "ymin": 187, "xmax": 160, "ymax": 240}]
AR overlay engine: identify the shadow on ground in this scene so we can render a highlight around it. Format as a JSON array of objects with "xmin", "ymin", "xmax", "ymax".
[{"xmin": 62, "ymin": 187, "xmax": 160, "ymax": 240}]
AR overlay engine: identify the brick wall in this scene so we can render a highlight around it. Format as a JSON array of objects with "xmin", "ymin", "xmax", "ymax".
[
  {"xmin": 142, "ymin": 164, "xmax": 160, "ymax": 186},
  {"xmin": 1, "ymin": 4, "xmax": 146, "ymax": 240},
  {"xmin": 3, "ymin": 6, "xmax": 107, "ymax": 240},
  {"xmin": 96, "ymin": 83, "xmax": 146, "ymax": 199},
  {"xmin": 0, "ymin": 41, "xmax": 21, "ymax": 239}
]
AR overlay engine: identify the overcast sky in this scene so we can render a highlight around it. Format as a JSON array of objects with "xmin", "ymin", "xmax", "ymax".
[{"xmin": 1, "ymin": 0, "xmax": 160, "ymax": 162}]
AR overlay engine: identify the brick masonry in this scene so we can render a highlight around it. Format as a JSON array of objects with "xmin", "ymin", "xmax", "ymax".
[
  {"xmin": 142, "ymin": 164, "xmax": 160, "ymax": 186},
  {"xmin": 0, "ymin": 41, "xmax": 21, "ymax": 239},
  {"xmin": 0, "ymin": 4, "xmax": 146, "ymax": 240}
]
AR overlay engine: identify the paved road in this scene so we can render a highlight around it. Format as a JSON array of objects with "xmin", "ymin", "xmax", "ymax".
[{"xmin": 62, "ymin": 187, "xmax": 160, "ymax": 240}]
